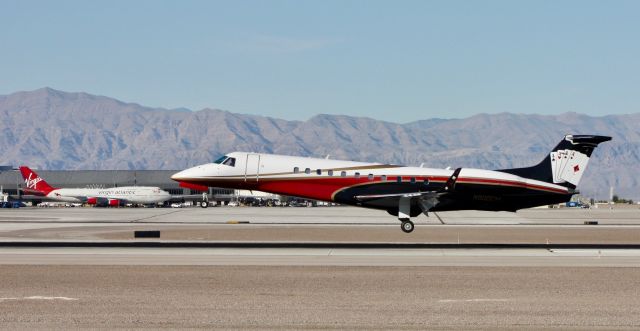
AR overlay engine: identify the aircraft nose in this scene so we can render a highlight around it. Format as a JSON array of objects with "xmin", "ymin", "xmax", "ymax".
[
  {"xmin": 171, "ymin": 165, "xmax": 216, "ymax": 182},
  {"xmin": 171, "ymin": 170, "xmax": 187, "ymax": 181}
]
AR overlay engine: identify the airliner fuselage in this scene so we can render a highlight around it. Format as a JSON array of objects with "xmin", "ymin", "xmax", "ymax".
[
  {"xmin": 19, "ymin": 166, "xmax": 171, "ymax": 206},
  {"xmin": 42, "ymin": 187, "xmax": 171, "ymax": 204}
]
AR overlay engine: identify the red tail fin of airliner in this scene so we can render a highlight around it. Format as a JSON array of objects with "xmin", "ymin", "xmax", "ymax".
[{"xmin": 19, "ymin": 166, "xmax": 56, "ymax": 196}]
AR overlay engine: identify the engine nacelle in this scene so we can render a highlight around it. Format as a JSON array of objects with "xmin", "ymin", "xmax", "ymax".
[{"xmin": 87, "ymin": 197, "xmax": 116, "ymax": 207}]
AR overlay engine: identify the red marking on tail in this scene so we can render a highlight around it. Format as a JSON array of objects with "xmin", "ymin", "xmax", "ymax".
[{"xmin": 19, "ymin": 166, "xmax": 56, "ymax": 195}]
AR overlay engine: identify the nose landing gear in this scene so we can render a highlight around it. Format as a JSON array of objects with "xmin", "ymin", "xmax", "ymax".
[{"xmin": 201, "ymin": 192, "xmax": 209, "ymax": 208}]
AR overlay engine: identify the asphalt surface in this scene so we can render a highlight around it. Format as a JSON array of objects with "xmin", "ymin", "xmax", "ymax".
[
  {"xmin": 1, "ymin": 247, "xmax": 640, "ymax": 267},
  {"xmin": 1, "ymin": 206, "xmax": 640, "ymax": 244},
  {"xmin": 1, "ymin": 206, "xmax": 639, "ymax": 225},
  {"xmin": 2, "ymin": 265, "xmax": 640, "ymax": 329},
  {"xmin": 1, "ymin": 206, "xmax": 640, "ymax": 329},
  {"xmin": 11, "ymin": 224, "xmax": 640, "ymax": 244}
]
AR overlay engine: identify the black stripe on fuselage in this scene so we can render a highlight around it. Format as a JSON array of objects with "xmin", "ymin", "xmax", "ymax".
[{"xmin": 332, "ymin": 181, "xmax": 572, "ymax": 213}]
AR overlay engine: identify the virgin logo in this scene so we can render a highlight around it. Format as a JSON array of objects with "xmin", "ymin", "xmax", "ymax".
[{"xmin": 25, "ymin": 173, "xmax": 43, "ymax": 189}]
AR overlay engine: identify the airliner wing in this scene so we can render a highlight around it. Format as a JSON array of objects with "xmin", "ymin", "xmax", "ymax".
[
  {"xmin": 354, "ymin": 190, "xmax": 446, "ymax": 217},
  {"xmin": 354, "ymin": 167, "xmax": 462, "ymax": 202},
  {"xmin": 354, "ymin": 191, "xmax": 439, "ymax": 201},
  {"xmin": 354, "ymin": 168, "xmax": 462, "ymax": 216}
]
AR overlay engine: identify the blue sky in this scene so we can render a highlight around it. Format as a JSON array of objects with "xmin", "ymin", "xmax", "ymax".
[{"xmin": 1, "ymin": 0, "xmax": 638, "ymax": 122}]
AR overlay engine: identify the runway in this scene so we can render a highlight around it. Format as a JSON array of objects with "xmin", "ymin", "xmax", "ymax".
[
  {"xmin": 2, "ymin": 206, "xmax": 639, "ymax": 225},
  {"xmin": 1, "ymin": 206, "xmax": 640, "ymax": 329},
  {"xmin": 2, "ymin": 265, "xmax": 640, "ymax": 329},
  {"xmin": 1, "ymin": 206, "xmax": 640, "ymax": 244},
  {"xmin": 1, "ymin": 246, "xmax": 640, "ymax": 267}
]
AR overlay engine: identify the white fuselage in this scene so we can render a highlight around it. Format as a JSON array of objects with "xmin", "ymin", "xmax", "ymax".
[
  {"xmin": 45, "ymin": 186, "xmax": 171, "ymax": 204},
  {"xmin": 172, "ymin": 152, "xmax": 569, "ymax": 202},
  {"xmin": 172, "ymin": 134, "xmax": 610, "ymax": 233}
]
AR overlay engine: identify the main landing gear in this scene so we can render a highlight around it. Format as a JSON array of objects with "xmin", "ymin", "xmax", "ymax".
[
  {"xmin": 400, "ymin": 220, "xmax": 414, "ymax": 233},
  {"xmin": 398, "ymin": 196, "xmax": 415, "ymax": 233},
  {"xmin": 201, "ymin": 192, "xmax": 209, "ymax": 208}
]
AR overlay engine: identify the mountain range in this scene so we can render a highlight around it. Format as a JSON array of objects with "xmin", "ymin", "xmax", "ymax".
[{"xmin": 0, "ymin": 87, "xmax": 638, "ymax": 199}]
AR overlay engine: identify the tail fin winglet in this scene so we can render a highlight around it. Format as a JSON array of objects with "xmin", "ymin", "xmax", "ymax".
[
  {"xmin": 443, "ymin": 168, "xmax": 462, "ymax": 192},
  {"xmin": 19, "ymin": 166, "xmax": 56, "ymax": 195}
]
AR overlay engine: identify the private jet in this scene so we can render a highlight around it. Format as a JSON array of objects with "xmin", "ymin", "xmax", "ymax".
[{"xmin": 172, "ymin": 135, "xmax": 611, "ymax": 233}]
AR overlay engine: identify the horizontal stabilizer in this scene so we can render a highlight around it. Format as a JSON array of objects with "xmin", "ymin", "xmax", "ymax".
[{"xmin": 20, "ymin": 188, "xmax": 47, "ymax": 196}]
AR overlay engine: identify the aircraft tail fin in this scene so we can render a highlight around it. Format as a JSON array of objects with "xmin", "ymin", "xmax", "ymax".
[
  {"xmin": 498, "ymin": 135, "xmax": 611, "ymax": 188},
  {"xmin": 19, "ymin": 166, "xmax": 56, "ymax": 196}
]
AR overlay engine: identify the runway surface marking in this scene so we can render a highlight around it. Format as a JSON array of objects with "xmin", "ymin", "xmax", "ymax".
[
  {"xmin": 0, "ymin": 296, "xmax": 79, "ymax": 302},
  {"xmin": 438, "ymin": 298, "xmax": 511, "ymax": 303},
  {"xmin": 2, "ymin": 247, "xmax": 640, "ymax": 267},
  {"xmin": 130, "ymin": 209, "xmax": 185, "ymax": 222}
]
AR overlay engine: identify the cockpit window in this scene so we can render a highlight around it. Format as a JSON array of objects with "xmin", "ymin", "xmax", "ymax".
[
  {"xmin": 213, "ymin": 156, "xmax": 227, "ymax": 164},
  {"xmin": 213, "ymin": 155, "xmax": 236, "ymax": 167},
  {"xmin": 222, "ymin": 157, "xmax": 236, "ymax": 167}
]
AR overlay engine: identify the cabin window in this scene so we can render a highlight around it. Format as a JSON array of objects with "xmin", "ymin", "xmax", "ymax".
[
  {"xmin": 381, "ymin": 175, "xmax": 387, "ymax": 181},
  {"xmin": 368, "ymin": 174, "xmax": 374, "ymax": 180},
  {"xmin": 341, "ymin": 171, "xmax": 347, "ymax": 177},
  {"xmin": 305, "ymin": 168, "xmax": 311, "ymax": 174},
  {"xmin": 397, "ymin": 176, "xmax": 402, "ymax": 183},
  {"xmin": 222, "ymin": 157, "xmax": 236, "ymax": 167},
  {"xmin": 167, "ymin": 188, "xmax": 184, "ymax": 195},
  {"xmin": 316, "ymin": 169, "xmax": 322, "ymax": 175},
  {"xmin": 355, "ymin": 172, "xmax": 360, "ymax": 179},
  {"xmin": 410, "ymin": 177, "xmax": 416, "ymax": 183},
  {"xmin": 423, "ymin": 178, "xmax": 429, "ymax": 185},
  {"xmin": 293, "ymin": 167, "xmax": 299, "ymax": 174},
  {"xmin": 328, "ymin": 170, "xmax": 334, "ymax": 176}
]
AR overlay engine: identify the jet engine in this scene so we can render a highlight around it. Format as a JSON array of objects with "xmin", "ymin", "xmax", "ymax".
[{"xmin": 86, "ymin": 197, "xmax": 120, "ymax": 207}]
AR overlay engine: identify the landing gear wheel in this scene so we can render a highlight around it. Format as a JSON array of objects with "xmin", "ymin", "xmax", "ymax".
[
  {"xmin": 200, "ymin": 201, "xmax": 208, "ymax": 208},
  {"xmin": 401, "ymin": 220, "xmax": 414, "ymax": 233}
]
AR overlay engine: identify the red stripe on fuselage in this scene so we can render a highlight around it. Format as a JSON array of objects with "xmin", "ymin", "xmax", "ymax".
[
  {"xmin": 456, "ymin": 177, "xmax": 568, "ymax": 194},
  {"xmin": 187, "ymin": 174, "xmax": 567, "ymax": 201}
]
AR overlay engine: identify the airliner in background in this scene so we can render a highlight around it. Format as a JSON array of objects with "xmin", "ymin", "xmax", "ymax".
[
  {"xmin": 172, "ymin": 135, "xmax": 611, "ymax": 233},
  {"xmin": 20, "ymin": 166, "xmax": 171, "ymax": 206}
]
